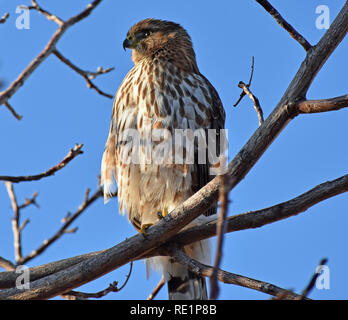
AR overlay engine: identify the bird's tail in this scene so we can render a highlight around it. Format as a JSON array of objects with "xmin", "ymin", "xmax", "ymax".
[
  {"xmin": 167, "ymin": 263, "xmax": 207, "ymax": 300},
  {"xmin": 146, "ymin": 238, "xmax": 210, "ymax": 300}
]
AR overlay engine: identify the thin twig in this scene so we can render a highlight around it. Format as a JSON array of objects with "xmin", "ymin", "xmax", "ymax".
[
  {"xmin": 18, "ymin": 192, "xmax": 39, "ymax": 209},
  {"xmin": 18, "ymin": 186, "xmax": 104, "ymax": 265},
  {"xmin": 52, "ymin": 49, "xmax": 114, "ymax": 99},
  {"xmin": 147, "ymin": 276, "xmax": 165, "ymax": 300},
  {"xmin": 238, "ymin": 81, "xmax": 264, "ymax": 126},
  {"xmin": 300, "ymin": 258, "xmax": 328, "ymax": 300},
  {"xmin": 0, "ymin": 13, "xmax": 9, "ymax": 24},
  {"xmin": 61, "ymin": 261, "xmax": 132, "ymax": 299},
  {"xmin": 0, "ymin": 257, "xmax": 15, "ymax": 272},
  {"xmin": 0, "ymin": 144, "xmax": 83, "ymax": 183},
  {"xmin": 4, "ymin": 182, "xmax": 22, "ymax": 263},
  {"xmin": 3, "ymin": 102, "xmax": 23, "ymax": 120},
  {"xmin": 27, "ymin": 1, "xmax": 64, "ymax": 25},
  {"xmin": 234, "ymin": 57, "xmax": 264, "ymax": 126},
  {"xmin": 255, "ymin": 0, "xmax": 312, "ymax": 51}
]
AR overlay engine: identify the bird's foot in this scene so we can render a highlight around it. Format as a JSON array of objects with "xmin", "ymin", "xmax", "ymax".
[
  {"xmin": 140, "ymin": 223, "xmax": 153, "ymax": 235},
  {"xmin": 157, "ymin": 208, "xmax": 168, "ymax": 220}
]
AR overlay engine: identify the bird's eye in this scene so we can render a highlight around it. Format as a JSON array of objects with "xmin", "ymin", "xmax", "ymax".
[{"xmin": 143, "ymin": 30, "xmax": 152, "ymax": 38}]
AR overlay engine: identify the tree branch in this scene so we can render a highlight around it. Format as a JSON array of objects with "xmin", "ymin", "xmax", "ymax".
[
  {"xmin": 4, "ymin": 182, "xmax": 22, "ymax": 263},
  {"xmin": 300, "ymin": 258, "xmax": 328, "ymax": 300},
  {"xmin": 170, "ymin": 247, "xmax": 304, "ymax": 300},
  {"xmin": 170, "ymin": 173, "xmax": 348, "ymax": 248},
  {"xmin": 2, "ymin": 102, "xmax": 23, "ymax": 120},
  {"xmin": 0, "ymin": 0, "xmax": 104, "ymax": 107},
  {"xmin": 0, "ymin": 144, "xmax": 83, "ymax": 183},
  {"xmin": 18, "ymin": 186, "xmax": 104, "ymax": 265},
  {"xmin": 210, "ymin": 172, "xmax": 230, "ymax": 300},
  {"xmin": 52, "ymin": 49, "xmax": 114, "ymax": 99},
  {"xmin": 0, "ymin": 12, "xmax": 9, "ymax": 24},
  {"xmin": 298, "ymin": 94, "xmax": 348, "ymax": 114},
  {"xmin": 255, "ymin": 0, "xmax": 312, "ymax": 51},
  {"xmin": 147, "ymin": 276, "xmax": 165, "ymax": 300},
  {"xmin": 61, "ymin": 262, "xmax": 133, "ymax": 300}
]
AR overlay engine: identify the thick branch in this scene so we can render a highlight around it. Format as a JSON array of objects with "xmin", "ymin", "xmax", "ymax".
[
  {"xmin": 170, "ymin": 174, "xmax": 348, "ymax": 247},
  {"xmin": 0, "ymin": 144, "xmax": 83, "ymax": 183},
  {"xmin": 298, "ymin": 94, "xmax": 348, "ymax": 113},
  {"xmin": 255, "ymin": 0, "xmax": 312, "ymax": 51}
]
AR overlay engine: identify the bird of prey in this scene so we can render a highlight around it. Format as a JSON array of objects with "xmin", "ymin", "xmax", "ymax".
[{"xmin": 101, "ymin": 18, "xmax": 225, "ymax": 300}]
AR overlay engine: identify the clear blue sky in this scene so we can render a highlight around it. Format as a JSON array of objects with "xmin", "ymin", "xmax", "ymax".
[{"xmin": 0, "ymin": 0, "xmax": 347, "ymax": 300}]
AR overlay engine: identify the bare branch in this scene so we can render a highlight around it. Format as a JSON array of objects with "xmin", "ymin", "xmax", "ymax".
[
  {"xmin": 0, "ymin": 13, "xmax": 9, "ymax": 24},
  {"xmin": 170, "ymin": 248, "xmax": 304, "ymax": 300},
  {"xmin": 3, "ymin": 102, "xmax": 23, "ymax": 120},
  {"xmin": 52, "ymin": 49, "xmax": 114, "ymax": 99},
  {"xmin": 298, "ymin": 94, "xmax": 348, "ymax": 114},
  {"xmin": 147, "ymin": 276, "xmax": 165, "ymax": 300},
  {"xmin": 255, "ymin": 0, "xmax": 312, "ymax": 51},
  {"xmin": 0, "ymin": 257, "xmax": 15, "ymax": 272},
  {"xmin": 27, "ymin": 1, "xmax": 64, "ymax": 25},
  {"xmin": 4, "ymin": 182, "xmax": 22, "ymax": 263},
  {"xmin": 0, "ymin": 0, "xmax": 103, "ymax": 107},
  {"xmin": 170, "ymin": 174, "xmax": 348, "ymax": 248},
  {"xmin": 300, "ymin": 258, "xmax": 328, "ymax": 300},
  {"xmin": 0, "ymin": 144, "xmax": 83, "ymax": 183},
  {"xmin": 18, "ymin": 192, "xmax": 39, "ymax": 210},
  {"xmin": 61, "ymin": 262, "xmax": 133, "ymax": 299},
  {"xmin": 18, "ymin": 186, "xmax": 103, "ymax": 265},
  {"xmin": 238, "ymin": 81, "xmax": 264, "ymax": 126},
  {"xmin": 210, "ymin": 171, "xmax": 230, "ymax": 300},
  {"xmin": 234, "ymin": 57, "xmax": 264, "ymax": 126}
]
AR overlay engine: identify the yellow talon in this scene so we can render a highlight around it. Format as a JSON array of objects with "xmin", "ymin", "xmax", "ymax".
[
  {"xmin": 140, "ymin": 223, "xmax": 152, "ymax": 234},
  {"xmin": 162, "ymin": 208, "xmax": 168, "ymax": 217}
]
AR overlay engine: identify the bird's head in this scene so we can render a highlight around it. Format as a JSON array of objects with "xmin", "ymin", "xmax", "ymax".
[{"xmin": 123, "ymin": 18, "xmax": 196, "ymax": 67}]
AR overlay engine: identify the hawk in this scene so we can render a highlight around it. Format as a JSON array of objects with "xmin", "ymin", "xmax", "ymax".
[{"xmin": 101, "ymin": 18, "xmax": 225, "ymax": 300}]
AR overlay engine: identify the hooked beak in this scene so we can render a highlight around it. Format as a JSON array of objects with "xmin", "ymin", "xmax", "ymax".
[{"xmin": 123, "ymin": 38, "xmax": 133, "ymax": 51}]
